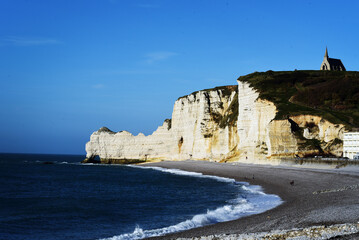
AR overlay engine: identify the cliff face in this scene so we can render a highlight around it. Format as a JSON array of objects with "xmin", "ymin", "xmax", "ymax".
[
  {"xmin": 85, "ymin": 86, "xmax": 239, "ymax": 163},
  {"xmin": 85, "ymin": 71, "xmax": 351, "ymax": 163},
  {"xmin": 237, "ymin": 81, "xmax": 276, "ymax": 161},
  {"xmin": 235, "ymin": 82, "xmax": 344, "ymax": 162},
  {"xmin": 170, "ymin": 87, "xmax": 239, "ymax": 161}
]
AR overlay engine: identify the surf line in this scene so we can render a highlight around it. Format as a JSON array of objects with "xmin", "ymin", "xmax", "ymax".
[{"xmin": 100, "ymin": 165, "xmax": 283, "ymax": 240}]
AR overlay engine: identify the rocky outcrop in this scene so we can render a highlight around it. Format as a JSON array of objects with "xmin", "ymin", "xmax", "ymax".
[
  {"xmin": 233, "ymin": 81, "xmax": 346, "ymax": 162},
  {"xmin": 237, "ymin": 81, "xmax": 277, "ymax": 161},
  {"xmin": 85, "ymin": 79, "xmax": 346, "ymax": 163},
  {"xmin": 85, "ymin": 86, "xmax": 239, "ymax": 163},
  {"xmin": 266, "ymin": 120, "xmax": 298, "ymax": 158}
]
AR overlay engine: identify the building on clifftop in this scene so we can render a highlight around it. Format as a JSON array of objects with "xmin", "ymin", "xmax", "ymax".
[{"xmin": 320, "ymin": 47, "xmax": 346, "ymax": 71}]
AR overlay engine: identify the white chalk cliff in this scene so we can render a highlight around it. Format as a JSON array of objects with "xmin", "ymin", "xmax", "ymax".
[
  {"xmin": 85, "ymin": 86, "xmax": 240, "ymax": 163},
  {"xmin": 85, "ymin": 80, "xmax": 345, "ymax": 163}
]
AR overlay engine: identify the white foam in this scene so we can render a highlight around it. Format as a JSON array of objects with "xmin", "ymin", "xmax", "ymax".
[
  {"xmin": 241, "ymin": 185, "xmax": 266, "ymax": 195},
  {"xmin": 101, "ymin": 195, "xmax": 281, "ymax": 240},
  {"xmin": 100, "ymin": 165, "xmax": 283, "ymax": 240},
  {"xmin": 132, "ymin": 165, "xmax": 236, "ymax": 183}
]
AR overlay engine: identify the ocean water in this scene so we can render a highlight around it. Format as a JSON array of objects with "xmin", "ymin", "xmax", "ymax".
[{"xmin": 0, "ymin": 154, "xmax": 282, "ymax": 240}]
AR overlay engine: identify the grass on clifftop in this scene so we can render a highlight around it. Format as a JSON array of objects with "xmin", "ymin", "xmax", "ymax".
[
  {"xmin": 238, "ymin": 70, "xmax": 359, "ymax": 129},
  {"xmin": 177, "ymin": 85, "xmax": 237, "ymax": 100}
]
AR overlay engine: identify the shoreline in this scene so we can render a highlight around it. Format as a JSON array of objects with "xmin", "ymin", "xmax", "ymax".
[{"xmin": 142, "ymin": 160, "xmax": 359, "ymax": 239}]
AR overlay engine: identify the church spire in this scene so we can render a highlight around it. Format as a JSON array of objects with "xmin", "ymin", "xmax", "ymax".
[{"xmin": 325, "ymin": 47, "xmax": 328, "ymax": 58}]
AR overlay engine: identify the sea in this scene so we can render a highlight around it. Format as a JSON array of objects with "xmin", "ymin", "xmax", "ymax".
[{"xmin": 0, "ymin": 153, "xmax": 282, "ymax": 240}]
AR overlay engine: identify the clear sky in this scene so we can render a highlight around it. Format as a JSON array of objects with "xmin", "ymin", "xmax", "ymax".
[{"xmin": 1, "ymin": 0, "xmax": 359, "ymax": 155}]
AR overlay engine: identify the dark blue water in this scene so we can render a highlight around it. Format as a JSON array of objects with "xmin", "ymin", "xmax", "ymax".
[{"xmin": 0, "ymin": 154, "xmax": 281, "ymax": 240}]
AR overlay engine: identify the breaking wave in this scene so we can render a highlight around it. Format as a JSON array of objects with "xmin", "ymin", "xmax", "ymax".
[
  {"xmin": 136, "ymin": 165, "xmax": 236, "ymax": 183},
  {"xmin": 100, "ymin": 166, "xmax": 282, "ymax": 240}
]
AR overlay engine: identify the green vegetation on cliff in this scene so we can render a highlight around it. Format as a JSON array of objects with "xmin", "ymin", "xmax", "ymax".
[
  {"xmin": 177, "ymin": 85, "xmax": 237, "ymax": 100},
  {"xmin": 238, "ymin": 70, "xmax": 359, "ymax": 129},
  {"xmin": 218, "ymin": 92, "xmax": 238, "ymax": 128}
]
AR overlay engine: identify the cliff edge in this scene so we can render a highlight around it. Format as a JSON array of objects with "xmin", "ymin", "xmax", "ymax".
[
  {"xmin": 85, "ymin": 86, "xmax": 239, "ymax": 163},
  {"xmin": 85, "ymin": 70, "xmax": 359, "ymax": 164}
]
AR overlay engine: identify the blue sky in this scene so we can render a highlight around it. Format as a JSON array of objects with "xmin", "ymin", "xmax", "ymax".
[{"xmin": 1, "ymin": 0, "xmax": 359, "ymax": 154}]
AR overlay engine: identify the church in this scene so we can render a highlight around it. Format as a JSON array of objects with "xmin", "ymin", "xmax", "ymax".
[{"xmin": 320, "ymin": 47, "xmax": 346, "ymax": 71}]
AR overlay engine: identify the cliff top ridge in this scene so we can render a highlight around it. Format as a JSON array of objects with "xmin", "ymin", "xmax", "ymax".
[
  {"xmin": 177, "ymin": 85, "xmax": 237, "ymax": 100},
  {"xmin": 98, "ymin": 127, "xmax": 115, "ymax": 133},
  {"xmin": 238, "ymin": 70, "xmax": 359, "ymax": 129}
]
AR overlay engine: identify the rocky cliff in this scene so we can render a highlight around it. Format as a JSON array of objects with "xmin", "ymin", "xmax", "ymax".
[
  {"xmin": 85, "ymin": 71, "xmax": 359, "ymax": 164},
  {"xmin": 235, "ymin": 80, "xmax": 345, "ymax": 163},
  {"xmin": 85, "ymin": 86, "xmax": 239, "ymax": 163}
]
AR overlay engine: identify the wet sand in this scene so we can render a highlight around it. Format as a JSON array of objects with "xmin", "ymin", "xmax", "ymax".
[{"xmin": 144, "ymin": 160, "xmax": 359, "ymax": 239}]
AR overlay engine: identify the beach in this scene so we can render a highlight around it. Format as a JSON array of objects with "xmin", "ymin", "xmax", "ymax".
[{"xmin": 144, "ymin": 160, "xmax": 359, "ymax": 239}]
